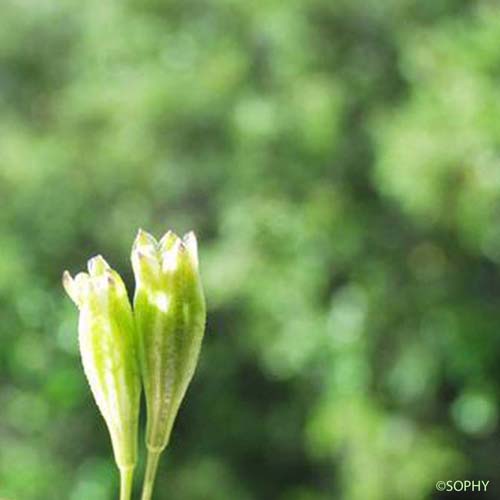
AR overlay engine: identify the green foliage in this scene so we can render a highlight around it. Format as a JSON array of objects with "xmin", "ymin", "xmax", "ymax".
[{"xmin": 0, "ymin": 0, "xmax": 499, "ymax": 499}]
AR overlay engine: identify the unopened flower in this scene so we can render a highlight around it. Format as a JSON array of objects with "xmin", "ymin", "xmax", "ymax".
[
  {"xmin": 131, "ymin": 229, "xmax": 206, "ymax": 454},
  {"xmin": 62, "ymin": 256, "xmax": 141, "ymax": 476}
]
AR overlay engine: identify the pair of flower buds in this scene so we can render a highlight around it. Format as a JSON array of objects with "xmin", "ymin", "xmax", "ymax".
[{"xmin": 63, "ymin": 229, "xmax": 206, "ymax": 497}]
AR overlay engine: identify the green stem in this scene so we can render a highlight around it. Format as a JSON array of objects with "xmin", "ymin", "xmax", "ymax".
[
  {"xmin": 119, "ymin": 466, "xmax": 134, "ymax": 500},
  {"xmin": 141, "ymin": 449, "xmax": 162, "ymax": 500}
]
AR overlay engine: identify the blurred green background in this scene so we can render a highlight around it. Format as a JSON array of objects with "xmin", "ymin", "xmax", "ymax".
[{"xmin": 1, "ymin": 0, "xmax": 500, "ymax": 498}]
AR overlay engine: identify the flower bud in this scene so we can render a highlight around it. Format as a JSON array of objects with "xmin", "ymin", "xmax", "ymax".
[
  {"xmin": 131, "ymin": 229, "xmax": 206, "ymax": 452},
  {"xmin": 63, "ymin": 256, "xmax": 141, "ymax": 470}
]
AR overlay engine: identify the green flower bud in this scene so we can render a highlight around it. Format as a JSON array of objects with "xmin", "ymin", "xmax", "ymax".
[
  {"xmin": 62, "ymin": 256, "xmax": 141, "ymax": 472},
  {"xmin": 131, "ymin": 229, "xmax": 206, "ymax": 453}
]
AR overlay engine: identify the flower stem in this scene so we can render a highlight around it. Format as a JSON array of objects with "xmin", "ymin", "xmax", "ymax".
[
  {"xmin": 141, "ymin": 449, "xmax": 162, "ymax": 500},
  {"xmin": 119, "ymin": 466, "xmax": 135, "ymax": 500}
]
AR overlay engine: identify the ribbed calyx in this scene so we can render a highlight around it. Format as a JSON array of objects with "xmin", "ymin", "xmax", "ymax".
[
  {"xmin": 63, "ymin": 255, "xmax": 141, "ymax": 469},
  {"xmin": 131, "ymin": 229, "xmax": 206, "ymax": 452}
]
